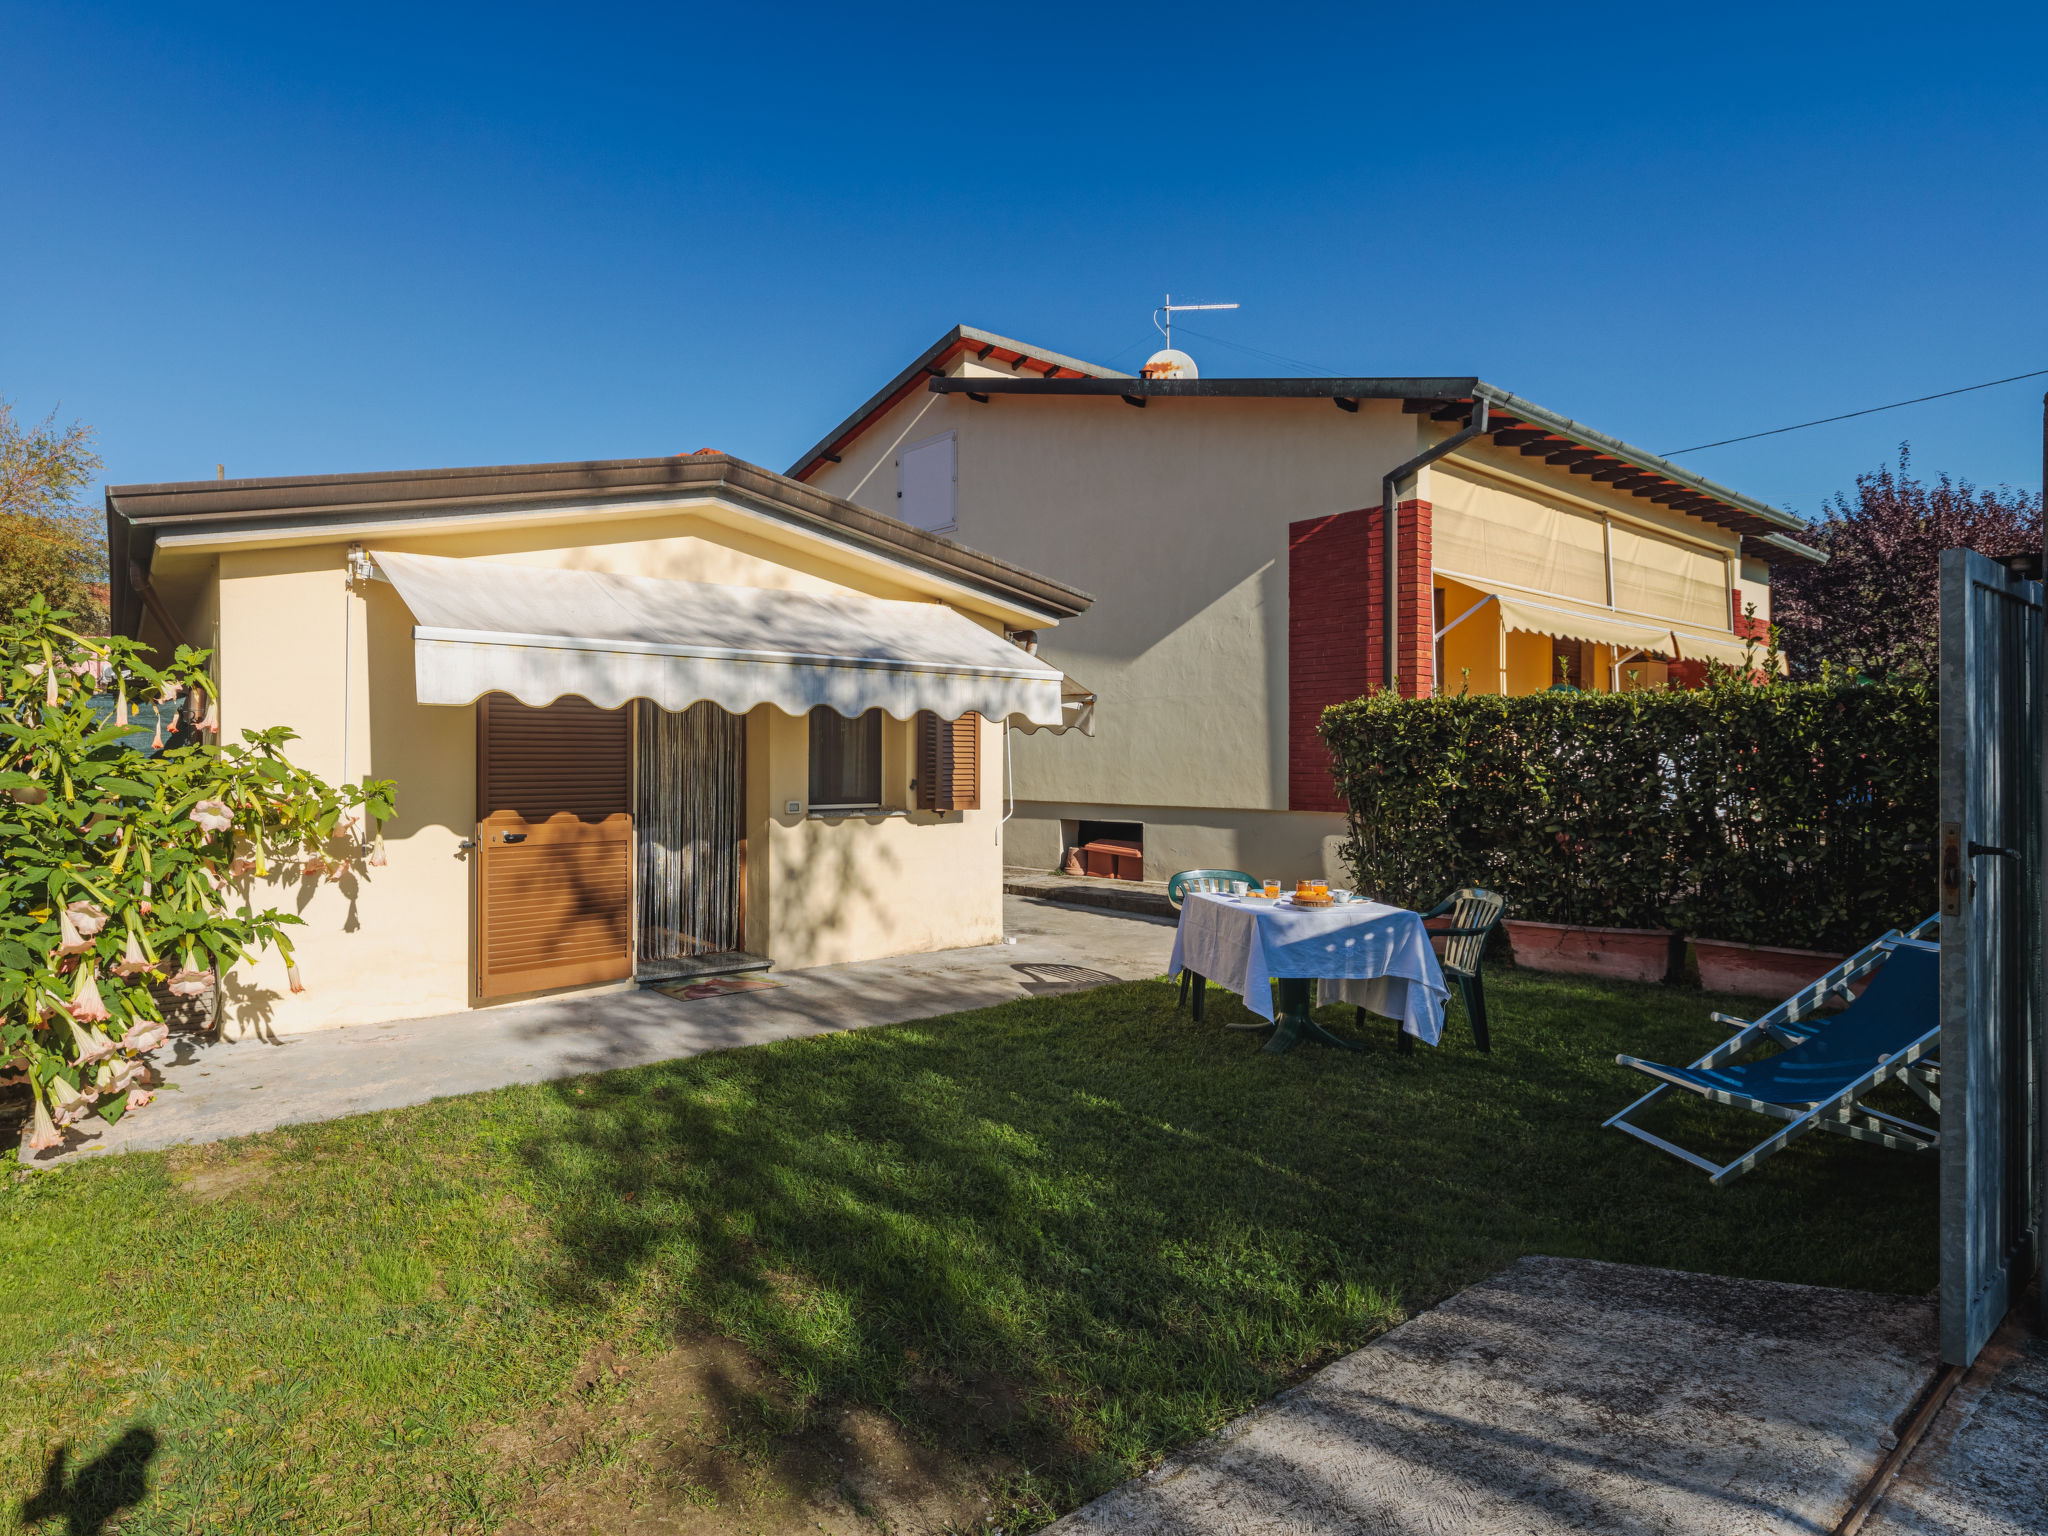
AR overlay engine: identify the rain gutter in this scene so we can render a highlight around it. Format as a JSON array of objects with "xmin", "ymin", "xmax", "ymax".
[{"xmin": 1384, "ymin": 399, "xmax": 1490, "ymax": 691}]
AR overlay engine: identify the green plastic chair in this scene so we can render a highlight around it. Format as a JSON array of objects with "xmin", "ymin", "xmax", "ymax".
[
  {"xmin": 1366, "ymin": 887, "xmax": 1506, "ymax": 1054},
  {"xmin": 1168, "ymin": 869, "xmax": 1257, "ymax": 1021}
]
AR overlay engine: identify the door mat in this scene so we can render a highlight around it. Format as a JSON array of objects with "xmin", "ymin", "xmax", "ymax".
[{"xmin": 654, "ymin": 974, "xmax": 785, "ymax": 1002}]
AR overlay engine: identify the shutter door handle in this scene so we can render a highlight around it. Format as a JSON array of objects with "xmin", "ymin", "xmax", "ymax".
[
  {"xmin": 1967, "ymin": 842, "xmax": 2019, "ymax": 860},
  {"xmin": 501, "ymin": 831, "xmax": 528, "ymax": 844}
]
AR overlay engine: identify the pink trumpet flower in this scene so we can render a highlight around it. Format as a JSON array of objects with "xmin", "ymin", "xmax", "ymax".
[
  {"xmin": 44, "ymin": 666, "xmax": 60, "ymax": 705},
  {"xmin": 151, "ymin": 714, "xmax": 164, "ymax": 750},
  {"xmin": 124, "ymin": 1089, "xmax": 155, "ymax": 1112},
  {"xmin": 69, "ymin": 1019, "xmax": 118, "ymax": 1065},
  {"xmin": 69, "ymin": 967, "xmax": 112, "ymax": 1023},
  {"xmin": 100, "ymin": 1058, "xmax": 148, "ymax": 1095},
  {"xmin": 302, "ymin": 857, "xmax": 324, "ymax": 879},
  {"xmin": 158, "ymin": 681, "xmax": 179, "ymax": 704},
  {"xmin": 65, "ymin": 902, "xmax": 108, "ymax": 938},
  {"xmin": 26, "ymin": 1090, "xmax": 62, "ymax": 1151},
  {"xmin": 49, "ymin": 1077, "xmax": 94, "ymax": 1128},
  {"xmin": 287, "ymin": 964, "xmax": 306, "ymax": 994},
  {"xmin": 368, "ymin": 829, "xmax": 387, "ymax": 867},
  {"xmin": 325, "ymin": 859, "xmax": 350, "ymax": 882},
  {"xmin": 120, "ymin": 1020, "xmax": 169, "ymax": 1055},
  {"xmin": 229, "ymin": 856, "xmax": 256, "ymax": 878},
  {"xmin": 114, "ymin": 928, "xmax": 155, "ymax": 976},
  {"xmin": 167, "ymin": 967, "xmax": 216, "ymax": 998},
  {"xmin": 56, "ymin": 907, "xmax": 91, "ymax": 956},
  {"xmin": 115, "ymin": 681, "xmax": 130, "ymax": 727},
  {"xmin": 190, "ymin": 799, "xmax": 233, "ymax": 834}
]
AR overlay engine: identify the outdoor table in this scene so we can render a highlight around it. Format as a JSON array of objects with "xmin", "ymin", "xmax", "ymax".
[{"xmin": 1168, "ymin": 892, "xmax": 1449, "ymax": 1054}]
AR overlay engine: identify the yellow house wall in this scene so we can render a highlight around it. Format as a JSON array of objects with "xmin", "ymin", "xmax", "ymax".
[
  {"xmin": 167, "ymin": 508, "xmax": 1021, "ymax": 1036},
  {"xmin": 808, "ymin": 391, "xmax": 1419, "ymax": 817},
  {"xmin": 803, "ymin": 384, "xmax": 1765, "ymax": 858},
  {"xmin": 1435, "ymin": 579, "xmax": 1502, "ymax": 695}
]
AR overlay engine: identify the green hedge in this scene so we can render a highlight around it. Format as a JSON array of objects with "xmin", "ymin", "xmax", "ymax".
[{"xmin": 1318, "ymin": 684, "xmax": 1935, "ymax": 952}]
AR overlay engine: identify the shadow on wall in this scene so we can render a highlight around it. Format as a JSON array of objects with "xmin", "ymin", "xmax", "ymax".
[
  {"xmin": 770, "ymin": 813, "xmax": 915, "ymax": 965},
  {"xmin": 19, "ymin": 1427, "xmax": 158, "ymax": 1535}
]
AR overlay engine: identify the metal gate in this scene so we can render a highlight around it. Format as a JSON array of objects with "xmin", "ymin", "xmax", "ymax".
[{"xmin": 1937, "ymin": 547, "xmax": 2044, "ymax": 1365}]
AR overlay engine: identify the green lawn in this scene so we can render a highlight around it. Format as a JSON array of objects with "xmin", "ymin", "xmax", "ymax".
[{"xmin": 1, "ymin": 968, "xmax": 1937, "ymax": 1535}]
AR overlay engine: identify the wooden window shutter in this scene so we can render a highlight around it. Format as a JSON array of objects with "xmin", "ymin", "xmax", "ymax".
[{"xmin": 916, "ymin": 711, "xmax": 981, "ymax": 811}]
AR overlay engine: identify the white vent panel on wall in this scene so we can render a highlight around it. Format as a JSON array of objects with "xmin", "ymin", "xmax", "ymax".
[{"xmin": 896, "ymin": 431, "xmax": 957, "ymax": 532}]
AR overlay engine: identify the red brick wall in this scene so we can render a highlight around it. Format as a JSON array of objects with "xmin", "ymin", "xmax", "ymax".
[
  {"xmin": 1394, "ymin": 499, "xmax": 1433, "ymax": 697},
  {"xmin": 1287, "ymin": 500, "xmax": 1433, "ymax": 812}
]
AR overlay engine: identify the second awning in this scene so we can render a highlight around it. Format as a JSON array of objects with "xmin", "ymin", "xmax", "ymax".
[{"xmin": 373, "ymin": 550, "xmax": 1068, "ymax": 725}]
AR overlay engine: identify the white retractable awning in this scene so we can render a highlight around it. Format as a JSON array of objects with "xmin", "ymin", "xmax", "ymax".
[
  {"xmin": 1667, "ymin": 628, "xmax": 1766, "ymax": 669},
  {"xmin": 1439, "ymin": 583, "xmax": 1675, "ymax": 655},
  {"xmin": 1011, "ymin": 671, "xmax": 1097, "ymax": 737},
  {"xmin": 373, "ymin": 550, "xmax": 1067, "ymax": 725}
]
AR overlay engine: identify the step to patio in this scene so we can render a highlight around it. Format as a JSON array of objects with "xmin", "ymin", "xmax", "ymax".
[
  {"xmin": 634, "ymin": 949, "xmax": 772, "ymax": 984},
  {"xmin": 1047, "ymin": 1256, "xmax": 1938, "ymax": 1536},
  {"xmin": 1003, "ymin": 868, "xmax": 1177, "ymax": 919}
]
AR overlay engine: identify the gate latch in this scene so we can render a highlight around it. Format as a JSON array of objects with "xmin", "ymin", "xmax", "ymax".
[
  {"xmin": 500, "ymin": 831, "xmax": 528, "ymax": 844},
  {"xmin": 1940, "ymin": 823, "xmax": 1964, "ymax": 917},
  {"xmin": 1967, "ymin": 842, "xmax": 2020, "ymax": 860}
]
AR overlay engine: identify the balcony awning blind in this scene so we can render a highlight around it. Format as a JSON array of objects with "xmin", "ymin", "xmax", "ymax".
[
  {"xmin": 373, "ymin": 550, "xmax": 1067, "ymax": 725},
  {"xmin": 1440, "ymin": 577, "xmax": 1761, "ymax": 669}
]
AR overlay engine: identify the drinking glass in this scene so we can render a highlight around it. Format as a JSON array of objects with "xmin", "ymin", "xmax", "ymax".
[
  {"xmin": 1230, "ymin": 880, "xmax": 1249, "ymax": 897},
  {"xmin": 1263, "ymin": 879, "xmax": 1280, "ymax": 899}
]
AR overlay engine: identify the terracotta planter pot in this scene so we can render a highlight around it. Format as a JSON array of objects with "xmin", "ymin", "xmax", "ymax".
[
  {"xmin": 1504, "ymin": 920, "xmax": 1676, "ymax": 984},
  {"xmin": 1694, "ymin": 938, "xmax": 1852, "ymax": 1000}
]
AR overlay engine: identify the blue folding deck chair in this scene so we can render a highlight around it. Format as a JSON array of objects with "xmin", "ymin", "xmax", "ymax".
[{"xmin": 1604, "ymin": 917, "xmax": 1941, "ymax": 1185}]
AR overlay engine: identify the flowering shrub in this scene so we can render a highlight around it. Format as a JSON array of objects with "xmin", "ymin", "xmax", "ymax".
[{"xmin": 2, "ymin": 596, "xmax": 394, "ymax": 1151}]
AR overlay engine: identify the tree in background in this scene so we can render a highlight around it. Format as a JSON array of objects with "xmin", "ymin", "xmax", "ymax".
[
  {"xmin": 0, "ymin": 402, "xmax": 107, "ymax": 632},
  {"xmin": 1772, "ymin": 447, "xmax": 2042, "ymax": 681}
]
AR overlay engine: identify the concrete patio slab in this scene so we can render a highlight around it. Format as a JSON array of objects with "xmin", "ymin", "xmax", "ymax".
[
  {"xmin": 29, "ymin": 895, "xmax": 1175, "ymax": 1163},
  {"xmin": 1863, "ymin": 1308, "xmax": 2048, "ymax": 1536},
  {"xmin": 1048, "ymin": 1256, "xmax": 1938, "ymax": 1536}
]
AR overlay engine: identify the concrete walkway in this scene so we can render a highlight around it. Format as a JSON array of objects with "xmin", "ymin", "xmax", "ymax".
[
  {"xmin": 31, "ymin": 895, "xmax": 1176, "ymax": 1163},
  {"xmin": 1864, "ymin": 1306, "xmax": 2048, "ymax": 1536},
  {"xmin": 1048, "ymin": 1256, "xmax": 1938, "ymax": 1536}
]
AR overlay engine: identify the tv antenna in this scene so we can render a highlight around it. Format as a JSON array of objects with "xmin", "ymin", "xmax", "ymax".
[{"xmin": 1153, "ymin": 294, "xmax": 1239, "ymax": 351}]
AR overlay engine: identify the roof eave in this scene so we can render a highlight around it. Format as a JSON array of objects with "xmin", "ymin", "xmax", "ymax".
[
  {"xmin": 1469, "ymin": 384, "xmax": 1806, "ymax": 538},
  {"xmin": 107, "ymin": 454, "xmax": 1093, "ymax": 637},
  {"xmin": 785, "ymin": 324, "xmax": 1130, "ymax": 482}
]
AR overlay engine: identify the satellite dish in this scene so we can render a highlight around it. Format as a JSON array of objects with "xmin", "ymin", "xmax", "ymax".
[{"xmin": 1142, "ymin": 348, "xmax": 1198, "ymax": 380}]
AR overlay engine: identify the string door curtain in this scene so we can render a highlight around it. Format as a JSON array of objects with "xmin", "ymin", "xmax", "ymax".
[{"xmin": 636, "ymin": 700, "xmax": 746, "ymax": 961}]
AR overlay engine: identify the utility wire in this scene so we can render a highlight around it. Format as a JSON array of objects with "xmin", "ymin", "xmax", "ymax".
[
  {"xmin": 1661, "ymin": 367, "xmax": 2048, "ymax": 456},
  {"xmin": 1172, "ymin": 324, "xmax": 1344, "ymax": 377}
]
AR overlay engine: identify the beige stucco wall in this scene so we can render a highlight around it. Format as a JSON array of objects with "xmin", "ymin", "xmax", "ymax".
[
  {"xmin": 1003, "ymin": 802, "xmax": 1350, "ymax": 886},
  {"xmin": 805, "ymin": 381, "xmax": 1763, "ymax": 862},
  {"xmin": 809, "ymin": 390, "xmax": 1420, "ymax": 816},
  {"xmin": 155, "ymin": 505, "xmax": 1025, "ymax": 1036}
]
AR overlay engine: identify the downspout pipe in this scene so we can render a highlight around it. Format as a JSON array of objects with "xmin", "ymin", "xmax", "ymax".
[{"xmin": 1383, "ymin": 398, "xmax": 1489, "ymax": 693}]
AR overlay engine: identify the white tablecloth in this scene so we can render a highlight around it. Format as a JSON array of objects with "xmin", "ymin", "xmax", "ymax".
[{"xmin": 1169, "ymin": 894, "xmax": 1450, "ymax": 1044}]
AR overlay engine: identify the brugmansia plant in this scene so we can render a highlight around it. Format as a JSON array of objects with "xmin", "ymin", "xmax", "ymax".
[{"xmin": 2, "ymin": 596, "xmax": 395, "ymax": 1151}]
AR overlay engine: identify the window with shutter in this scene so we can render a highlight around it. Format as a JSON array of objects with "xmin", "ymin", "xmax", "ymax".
[{"xmin": 915, "ymin": 711, "xmax": 981, "ymax": 811}]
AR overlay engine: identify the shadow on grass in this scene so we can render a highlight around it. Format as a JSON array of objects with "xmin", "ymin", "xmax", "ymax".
[
  {"xmin": 19, "ymin": 1427, "xmax": 157, "ymax": 1536},
  {"xmin": 514, "ymin": 969, "xmax": 1939, "ymax": 1508}
]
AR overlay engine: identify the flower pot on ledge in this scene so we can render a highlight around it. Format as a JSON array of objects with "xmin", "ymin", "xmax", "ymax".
[
  {"xmin": 1693, "ymin": 938, "xmax": 1852, "ymax": 999},
  {"xmin": 1504, "ymin": 920, "xmax": 1677, "ymax": 984}
]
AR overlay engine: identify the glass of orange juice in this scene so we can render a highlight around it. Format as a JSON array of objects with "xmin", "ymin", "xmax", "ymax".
[{"xmin": 1263, "ymin": 879, "xmax": 1280, "ymax": 899}]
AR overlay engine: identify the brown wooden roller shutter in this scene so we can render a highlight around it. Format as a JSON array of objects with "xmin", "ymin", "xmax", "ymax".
[
  {"xmin": 915, "ymin": 711, "xmax": 981, "ymax": 811},
  {"xmin": 476, "ymin": 693, "xmax": 632, "ymax": 997}
]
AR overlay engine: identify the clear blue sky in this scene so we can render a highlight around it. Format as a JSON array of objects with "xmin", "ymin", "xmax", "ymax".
[{"xmin": 5, "ymin": 2, "xmax": 2044, "ymax": 520}]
